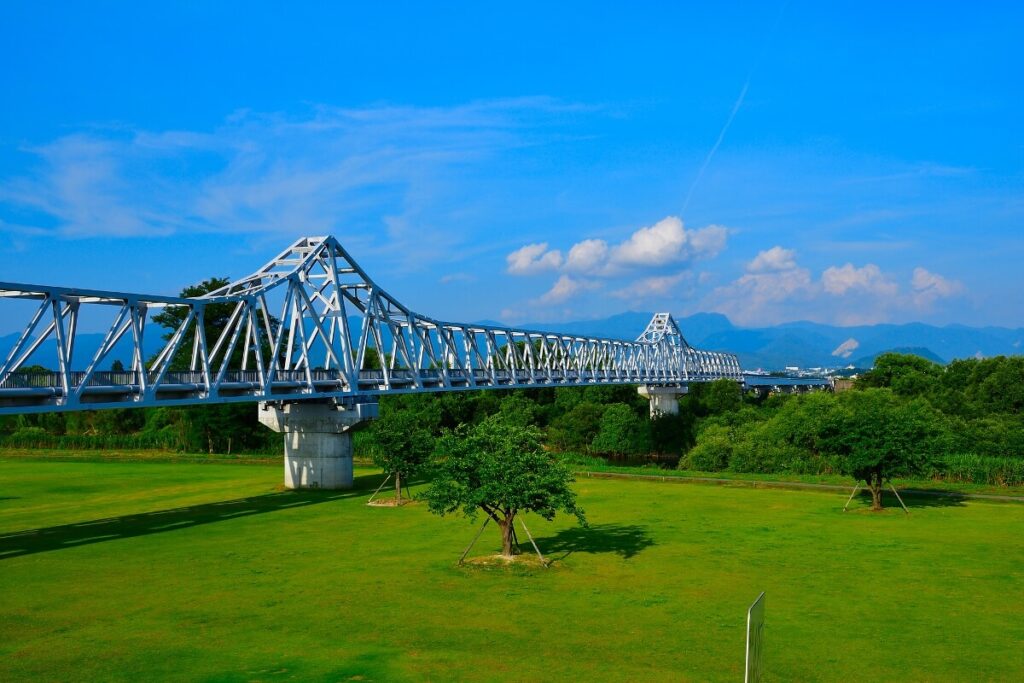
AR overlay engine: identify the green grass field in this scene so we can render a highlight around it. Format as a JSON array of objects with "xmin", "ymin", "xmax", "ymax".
[{"xmin": 1, "ymin": 458, "xmax": 1022, "ymax": 681}]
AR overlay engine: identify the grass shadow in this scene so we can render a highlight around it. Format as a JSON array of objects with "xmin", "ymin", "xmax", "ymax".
[
  {"xmin": 899, "ymin": 490, "xmax": 968, "ymax": 509},
  {"xmin": 534, "ymin": 523, "xmax": 655, "ymax": 561},
  {"xmin": 0, "ymin": 473, "xmax": 384, "ymax": 560}
]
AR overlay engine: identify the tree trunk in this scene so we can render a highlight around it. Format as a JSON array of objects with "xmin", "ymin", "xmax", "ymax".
[
  {"xmin": 499, "ymin": 516, "xmax": 517, "ymax": 558},
  {"xmin": 394, "ymin": 471, "xmax": 402, "ymax": 504},
  {"xmin": 869, "ymin": 471, "xmax": 884, "ymax": 511}
]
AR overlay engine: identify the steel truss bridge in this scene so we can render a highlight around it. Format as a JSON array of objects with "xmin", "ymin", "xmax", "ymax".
[{"xmin": 0, "ymin": 236, "xmax": 742, "ymax": 416}]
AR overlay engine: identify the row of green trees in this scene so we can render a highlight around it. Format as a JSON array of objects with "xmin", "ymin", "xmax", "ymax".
[
  {"xmin": 361, "ymin": 353, "xmax": 1024, "ymax": 512},
  {"xmin": 0, "ymin": 404, "xmax": 278, "ymax": 455},
  {"xmin": 4, "ymin": 354, "xmax": 1022, "ymax": 468},
  {"xmin": 677, "ymin": 355, "xmax": 1024, "ymax": 497},
  {"xmin": 685, "ymin": 388, "xmax": 943, "ymax": 508},
  {"xmin": 3, "ymin": 350, "xmax": 1022, "ymax": 500}
]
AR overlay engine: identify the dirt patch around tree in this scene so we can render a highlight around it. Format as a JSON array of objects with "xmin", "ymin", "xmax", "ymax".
[
  {"xmin": 461, "ymin": 553, "xmax": 551, "ymax": 570},
  {"xmin": 366, "ymin": 497, "xmax": 417, "ymax": 508}
]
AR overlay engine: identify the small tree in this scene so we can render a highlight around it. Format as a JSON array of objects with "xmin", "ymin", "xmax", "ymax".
[
  {"xmin": 369, "ymin": 408, "xmax": 435, "ymax": 504},
  {"xmin": 834, "ymin": 389, "xmax": 940, "ymax": 510},
  {"xmin": 425, "ymin": 416, "xmax": 586, "ymax": 558}
]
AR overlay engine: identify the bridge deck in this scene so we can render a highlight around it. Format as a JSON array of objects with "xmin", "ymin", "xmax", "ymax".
[{"xmin": 0, "ymin": 368, "xmax": 740, "ymax": 414}]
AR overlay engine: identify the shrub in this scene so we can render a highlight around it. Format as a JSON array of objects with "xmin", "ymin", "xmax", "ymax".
[
  {"xmin": 680, "ymin": 424, "xmax": 732, "ymax": 471},
  {"xmin": 591, "ymin": 403, "xmax": 652, "ymax": 456},
  {"xmin": 727, "ymin": 435, "xmax": 807, "ymax": 475},
  {"xmin": 650, "ymin": 412, "xmax": 695, "ymax": 455},
  {"xmin": 706, "ymin": 379, "xmax": 743, "ymax": 413},
  {"xmin": 547, "ymin": 402, "xmax": 605, "ymax": 452}
]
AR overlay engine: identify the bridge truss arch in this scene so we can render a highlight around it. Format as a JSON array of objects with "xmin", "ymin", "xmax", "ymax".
[{"xmin": 0, "ymin": 236, "xmax": 742, "ymax": 415}]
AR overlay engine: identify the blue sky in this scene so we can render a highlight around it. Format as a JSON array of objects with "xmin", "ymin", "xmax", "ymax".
[{"xmin": 1, "ymin": 1, "xmax": 1021, "ymax": 332}]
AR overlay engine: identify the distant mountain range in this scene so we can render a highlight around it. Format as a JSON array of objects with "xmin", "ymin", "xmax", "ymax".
[
  {"xmin": 501, "ymin": 311, "xmax": 1024, "ymax": 371},
  {"xmin": 3, "ymin": 311, "xmax": 1022, "ymax": 373}
]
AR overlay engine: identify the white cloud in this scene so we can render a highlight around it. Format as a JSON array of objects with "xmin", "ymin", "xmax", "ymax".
[
  {"xmin": 539, "ymin": 274, "xmax": 596, "ymax": 303},
  {"xmin": 832, "ymin": 338, "xmax": 860, "ymax": 359},
  {"xmin": 747, "ymin": 246, "xmax": 797, "ymax": 273},
  {"xmin": 505, "ymin": 242, "xmax": 563, "ymax": 275},
  {"xmin": 0, "ymin": 99, "xmax": 584, "ymax": 246},
  {"xmin": 706, "ymin": 246, "xmax": 899, "ymax": 326},
  {"xmin": 708, "ymin": 248, "xmax": 961, "ymax": 325},
  {"xmin": 508, "ymin": 216, "xmax": 730, "ymax": 314},
  {"xmin": 610, "ymin": 216, "xmax": 686, "ymax": 266},
  {"xmin": 821, "ymin": 263, "xmax": 898, "ymax": 296},
  {"xmin": 704, "ymin": 245, "xmax": 806, "ymax": 325},
  {"xmin": 686, "ymin": 224, "xmax": 730, "ymax": 260},
  {"xmin": 613, "ymin": 272, "xmax": 691, "ymax": 299},
  {"xmin": 609, "ymin": 216, "xmax": 726, "ymax": 267},
  {"xmin": 708, "ymin": 262, "xmax": 814, "ymax": 326},
  {"xmin": 911, "ymin": 267, "xmax": 964, "ymax": 306},
  {"xmin": 733, "ymin": 268, "xmax": 813, "ymax": 304},
  {"xmin": 524, "ymin": 215, "xmax": 729, "ymax": 281},
  {"xmin": 439, "ymin": 272, "xmax": 476, "ymax": 284},
  {"xmin": 564, "ymin": 238, "xmax": 609, "ymax": 273},
  {"xmin": 504, "ymin": 216, "xmax": 730, "ymax": 312}
]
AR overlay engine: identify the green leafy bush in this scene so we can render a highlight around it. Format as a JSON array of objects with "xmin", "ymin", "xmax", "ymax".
[
  {"xmin": 547, "ymin": 402, "xmax": 605, "ymax": 452},
  {"xmin": 591, "ymin": 403, "xmax": 652, "ymax": 456},
  {"xmin": 680, "ymin": 424, "xmax": 732, "ymax": 471}
]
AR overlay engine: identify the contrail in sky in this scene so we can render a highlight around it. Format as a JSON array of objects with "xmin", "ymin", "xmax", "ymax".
[
  {"xmin": 682, "ymin": 1, "xmax": 788, "ymax": 215},
  {"xmin": 682, "ymin": 80, "xmax": 750, "ymax": 214}
]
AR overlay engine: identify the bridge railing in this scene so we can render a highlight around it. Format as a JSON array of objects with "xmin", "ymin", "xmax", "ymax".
[{"xmin": 0, "ymin": 368, "xmax": 712, "ymax": 393}]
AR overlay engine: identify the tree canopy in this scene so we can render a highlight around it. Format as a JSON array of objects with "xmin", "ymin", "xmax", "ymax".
[
  {"xmin": 368, "ymin": 404, "xmax": 436, "ymax": 504},
  {"xmin": 833, "ymin": 389, "xmax": 941, "ymax": 509},
  {"xmin": 424, "ymin": 416, "xmax": 586, "ymax": 558},
  {"xmin": 151, "ymin": 276, "xmax": 280, "ymax": 372},
  {"xmin": 591, "ymin": 403, "xmax": 651, "ymax": 456}
]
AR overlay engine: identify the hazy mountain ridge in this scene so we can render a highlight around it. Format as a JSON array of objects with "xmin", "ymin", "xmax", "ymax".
[{"xmin": 514, "ymin": 311, "xmax": 1024, "ymax": 370}]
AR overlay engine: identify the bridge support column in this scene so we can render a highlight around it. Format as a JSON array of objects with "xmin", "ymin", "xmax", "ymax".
[
  {"xmin": 258, "ymin": 401, "xmax": 378, "ymax": 490},
  {"xmin": 638, "ymin": 385, "xmax": 687, "ymax": 418}
]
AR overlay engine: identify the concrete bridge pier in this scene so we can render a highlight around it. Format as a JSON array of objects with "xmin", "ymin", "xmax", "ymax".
[
  {"xmin": 638, "ymin": 385, "xmax": 688, "ymax": 418},
  {"xmin": 258, "ymin": 400, "xmax": 378, "ymax": 490}
]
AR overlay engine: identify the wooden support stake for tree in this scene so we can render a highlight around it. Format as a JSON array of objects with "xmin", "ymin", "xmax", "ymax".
[
  {"xmin": 843, "ymin": 484, "xmax": 861, "ymax": 512},
  {"xmin": 518, "ymin": 517, "xmax": 547, "ymax": 567},
  {"xmin": 459, "ymin": 517, "xmax": 490, "ymax": 566},
  {"xmin": 367, "ymin": 473, "xmax": 392, "ymax": 504},
  {"xmin": 889, "ymin": 483, "xmax": 910, "ymax": 515}
]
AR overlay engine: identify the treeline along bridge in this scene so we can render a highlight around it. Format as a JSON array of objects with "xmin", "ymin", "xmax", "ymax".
[{"xmin": 0, "ymin": 236, "xmax": 817, "ymax": 488}]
